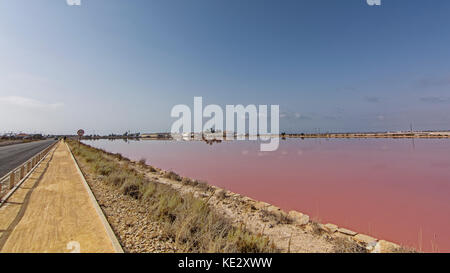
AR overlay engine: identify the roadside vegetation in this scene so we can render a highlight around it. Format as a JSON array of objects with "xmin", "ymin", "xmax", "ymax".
[
  {"xmin": 68, "ymin": 140, "xmax": 277, "ymax": 253},
  {"xmin": 0, "ymin": 136, "xmax": 43, "ymax": 147}
]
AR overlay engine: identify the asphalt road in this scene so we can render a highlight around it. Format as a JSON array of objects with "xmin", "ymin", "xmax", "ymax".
[{"xmin": 0, "ymin": 139, "xmax": 56, "ymax": 178}]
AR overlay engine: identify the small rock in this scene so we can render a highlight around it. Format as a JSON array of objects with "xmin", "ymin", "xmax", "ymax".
[
  {"xmin": 253, "ymin": 201, "xmax": 270, "ymax": 210},
  {"xmin": 323, "ymin": 223, "xmax": 338, "ymax": 233},
  {"xmin": 124, "ymin": 216, "xmax": 136, "ymax": 227},
  {"xmin": 267, "ymin": 205, "xmax": 289, "ymax": 220},
  {"xmin": 372, "ymin": 240, "xmax": 401, "ymax": 253},
  {"xmin": 198, "ymin": 193, "xmax": 209, "ymax": 198},
  {"xmin": 288, "ymin": 211, "xmax": 310, "ymax": 226},
  {"xmin": 366, "ymin": 241, "xmax": 378, "ymax": 252},
  {"xmin": 267, "ymin": 205, "xmax": 281, "ymax": 213},
  {"xmin": 338, "ymin": 228, "xmax": 358, "ymax": 236},
  {"xmin": 214, "ymin": 190, "xmax": 225, "ymax": 198},
  {"xmin": 354, "ymin": 234, "xmax": 377, "ymax": 245}
]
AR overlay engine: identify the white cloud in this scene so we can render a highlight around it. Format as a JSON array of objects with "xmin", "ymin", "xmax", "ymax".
[
  {"xmin": 280, "ymin": 111, "xmax": 312, "ymax": 120},
  {"xmin": 377, "ymin": 115, "xmax": 385, "ymax": 121},
  {"xmin": 0, "ymin": 96, "xmax": 64, "ymax": 109}
]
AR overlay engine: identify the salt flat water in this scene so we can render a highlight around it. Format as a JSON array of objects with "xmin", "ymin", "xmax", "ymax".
[{"xmin": 83, "ymin": 138, "xmax": 450, "ymax": 252}]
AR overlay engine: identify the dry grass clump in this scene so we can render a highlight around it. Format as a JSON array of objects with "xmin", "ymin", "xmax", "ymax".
[
  {"xmin": 69, "ymin": 140, "xmax": 276, "ymax": 253},
  {"xmin": 389, "ymin": 245, "xmax": 417, "ymax": 253},
  {"xmin": 163, "ymin": 171, "xmax": 181, "ymax": 181},
  {"xmin": 196, "ymin": 180, "xmax": 212, "ymax": 192},
  {"xmin": 180, "ymin": 177, "xmax": 213, "ymax": 192},
  {"xmin": 138, "ymin": 158, "xmax": 147, "ymax": 166},
  {"xmin": 135, "ymin": 158, "xmax": 157, "ymax": 172},
  {"xmin": 310, "ymin": 222, "xmax": 325, "ymax": 236},
  {"xmin": 260, "ymin": 209, "xmax": 293, "ymax": 225},
  {"xmin": 332, "ymin": 237, "xmax": 368, "ymax": 253},
  {"xmin": 216, "ymin": 189, "xmax": 227, "ymax": 200},
  {"xmin": 181, "ymin": 177, "xmax": 196, "ymax": 186}
]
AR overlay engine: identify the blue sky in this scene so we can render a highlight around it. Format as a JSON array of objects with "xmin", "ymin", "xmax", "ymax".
[{"xmin": 1, "ymin": 0, "xmax": 450, "ymax": 134}]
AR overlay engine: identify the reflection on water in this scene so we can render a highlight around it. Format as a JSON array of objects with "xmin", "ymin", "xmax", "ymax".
[
  {"xmin": 201, "ymin": 135, "xmax": 223, "ymax": 145},
  {"xmin": 83, "ymin": 138, "xmax": 450, "ymax": 252}
]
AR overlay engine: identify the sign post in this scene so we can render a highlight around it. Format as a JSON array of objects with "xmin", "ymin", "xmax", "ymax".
[{"xmin": 77, "ymin": 129, "xmax": 85, "ymax": 147}]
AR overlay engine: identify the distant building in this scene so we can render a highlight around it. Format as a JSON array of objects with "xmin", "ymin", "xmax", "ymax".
[{"xmin": 16, "ymin": 133, "xmax": 30, "ymax": 139}]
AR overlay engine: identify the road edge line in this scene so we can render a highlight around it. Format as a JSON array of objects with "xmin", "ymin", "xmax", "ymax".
[{"xmin": 66, "ymin": 142, "xmax": 124, "ymax": 253}]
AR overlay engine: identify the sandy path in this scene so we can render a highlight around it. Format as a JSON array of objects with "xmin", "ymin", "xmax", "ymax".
[{"xmin": 0, "ymin": 142, "xmax": 118, "ymax": 253}]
